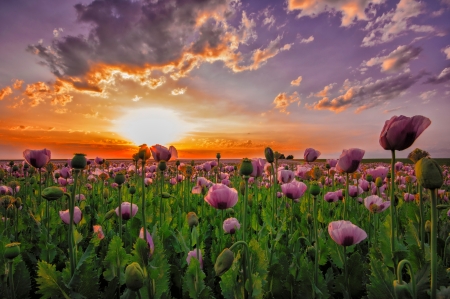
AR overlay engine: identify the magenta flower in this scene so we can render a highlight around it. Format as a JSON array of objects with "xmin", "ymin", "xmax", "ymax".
[
  {"xmin": 251, "ymin": 158, "xmax": 265, "ymax": 178},
  {"xmin": 296, "ymin": 166, "xmax": 312, "ymax": 180},
  {"xmin": 60, "ymin": 167, "xmax": 71, "ymax": 179},
  {"xmin": 367, "ymin": 166, "xmax": 389, "ymax": 180},
  {"xmin": 404, "ymin": 193, "xmax": 415, "ymax": 202},
  {"xmin": 304, "ymin": 148, "xmax": 321, "ymax": 162},
  {"xmin": 324, "ymin": 191, "xmax": 339, "ymax": 202},
  {"xmin": 150, "ymin": 144, "xmax": 178, "ymax": 162},
  {"xmin": 327, "ymin": 159, "xmax": 338, "ymax": 167},
  {"xmin": 75, "ymin": 194, "xmax": 86, "ymax": 201},
  {"xmin": 281, "ymin": 180, "xmax": 307, "ymax": 200},
  {"xmin": 364, "ymin": 195, "xmax": 390, "ymax": 213},
  {"xmin": 348, "ymin": 185, "xmax": 363, "ymax": 197},
  {"xmin": 204, "ymin": 184, "xmax": 238, "ymax": 210},
  {"xmin": 223, "ymin": 217, "xmax": 241, "ymax": 234},
  {"xmin": 59, "ymin": 206, "xmax": 82, "ymax": 224},
  {"xmin": 202, "ymin": 162, "xmax": 212, "ymax": 172},
  {"xmin": 139, "ymin": 228, "xmax": 155, "ymax": 256},
  {"xmin": 358, "ymin": 179, "xmax": 370, "ymax": 192},
  {"xmin": 379, "ymin": 115, "xmax": 431, "ymax": 151},
  {"xmin": 95, "ymin": 157, "xmax": 104, "ymax": 165},
  {"xmin": 328, "ymin": 220, "xmax": 367, "ymax": 246},
  {"xmin": 23, "ymin": 148, "xmax": 51, "ymax": 169},
  {"xmin": 186, "ymin": 249, "xmax": 203, "ymax": 269},
  {"xmin": 278, "ymin": 169, "xmax": 295, "ymax": 184},
  {"xmin": 336, "ymin": 148, "xmax": 365, "ymax": 173},
  {"xmin": 115, "ymin": 202, "xmax": 138, "ymax": 220}
]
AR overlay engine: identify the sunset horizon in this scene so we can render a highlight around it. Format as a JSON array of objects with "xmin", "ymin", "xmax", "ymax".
[{"xmin": 1, "ymin": 0, "xmax": 449, "ymax": 161}]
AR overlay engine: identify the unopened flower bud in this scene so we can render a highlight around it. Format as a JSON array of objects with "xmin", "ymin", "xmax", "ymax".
[
  {"xmin": 239, "ymin": 158, "xmax": 253, "ymax": 176},
  {"xmin": 4, "ymin": 242, "xmax": 20, "ymax": 260},
  {"xmin": 129, "ymin": 185, "xmax": 136, "ymax": 195},
  {"xmin": 42, "ymin": 186, "xmax": 64, "ymax": 201},
  {"xmin": 105, "ymin": 209, "xmax": 116, "ymax": 220},
  {"xmin": 158, "ymin": 161, "xmax": 167, "ymax": 172},
  {"xmin": 125, "ymin": 262, "xmax": 145, "ymax": 291},
  {"xmin": 265, "ymin": 147, "xmax": 274, "ymax": 163},
  {"xmin": 366, "ymin": 174, "xmax": 373, "ymax": 182},
  {"xmin": 375, "ymin": 177, "xmax": 383, "ymax": 188},
  {"xmin": 309, "ymin": 182, "xmax": 321, "ymax": 196},
  {"xmin": 114, "ymin": 173, "xmax": 125, "ymax": 185},
  {"xmin": 415, "ymin": 157, "xmax": 443, "ymax": 190},
  {"xmin": 425, "ymin": 220, "xmax": 431, "ymax": 233},
  {"xmin": 215, "ymin": 248, "xmax": 234, "ymax": 276},
  {"xmin": 71, "ymin": 153, "xmax": 87, "ymax": 170},
  {"xmin": 187, "ymin": 212, "xmax": 199, "ymax": 228}
]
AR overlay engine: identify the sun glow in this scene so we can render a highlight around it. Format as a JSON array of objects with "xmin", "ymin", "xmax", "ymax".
[{"xmin": 113, "ymin": 107, "xmax": 193, "ymax": 146}]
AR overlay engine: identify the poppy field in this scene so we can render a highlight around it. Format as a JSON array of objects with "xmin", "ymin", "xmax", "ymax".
[{"xmin": 1, "ymin": 114, "xmax": 449, "ymax": 299}]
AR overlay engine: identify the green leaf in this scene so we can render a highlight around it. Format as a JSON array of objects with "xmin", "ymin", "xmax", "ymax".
[
  {"xmin": 183, "ymin": 257, "xmax": 211, "ymax": 299},
  {"xmin": 103, "ymin": 235, "xmax": 130, "ymax": 283},
  {"xmin": 36, "ymin": 260, "xmax": 71, "ymax": 299},
  {"xmin": 12, "ymin": 256, "xmax": 32, "ymax": 299},
  {"xmin": 131, "ymin": 238, "xmax": 150, "ymax": 268},
  {"xmin": 248, "ymin": 239, "xmax": 268, "ymax": 299},
  {"xmin": 367, "ymin": 255, "xmax": 395, "ymax": 299},
  {"xmin": 147, "ymin": 227, "xmax": 171, "ymax": 299}
]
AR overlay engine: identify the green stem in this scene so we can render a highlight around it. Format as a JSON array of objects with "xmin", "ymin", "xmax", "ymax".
[
  {"xmin": 313, "ymin": 195, "xmax": 319, "ymax": 292},
  {"xmin": 243, "ymin": 176, "xmax": 249, "ymax": 243},
  {"xmin": 118, "ymin": 185, "xmax": 122, "ymax": 239},
  {"xmin": 444, "ymin": 235, "xmax": 450, "ymax": 266},
  {"xmin": 141, "ymin": 161, "xmax": 147, "ymax": 244},
  {"xmin": 344, "ymin": 172, "xmax": 349, "ymax": 220},
  {"xmin": 396, "ymin": 259, "xmax": 416, "ymax": 299},
  {"xmin": 419, "ymin": 185, "xmax": 425, "ymax": 251},
  {"xmin": 229, "ymin": 241, "xmax": 253, "ymax": 298},
  {"xmin": 343, "ymin": 246, "xmax": 348, "ymax": 299},
  {"xmin": 390, "ymin": 150, "xmax": 397, "ymax": 275},
  {"xmin": 431, "ymin": 188, "xmax": 438, "ymax": 299},
  {"xmin": 9, "ymin": 261, "xmax": 15, "ymax": 299}
]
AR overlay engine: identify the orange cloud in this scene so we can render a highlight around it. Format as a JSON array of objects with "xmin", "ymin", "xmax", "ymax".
[{"xmin": 0, "ymin": 86, "xmax": 12, "ymax": 100}]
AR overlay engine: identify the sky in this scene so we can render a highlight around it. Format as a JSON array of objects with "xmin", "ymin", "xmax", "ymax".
[{"xmin": 0, "ymin": 0, "xmax": 449, "ymax": 160}]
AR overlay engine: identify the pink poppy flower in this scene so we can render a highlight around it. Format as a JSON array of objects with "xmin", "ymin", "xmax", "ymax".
[
  {"xmin": 186, "ymin": 249, "xmax": 203, "ymax": 269},
  {"xmin": 328, "ymin": 220, "xmax": 367, "ymax": 246},
  {"xmin": 278, "ymin": 169, "xmax": 295, "ymax": 184},
  {"xmin": 281, "ymin": 180, "xmax": 307, "ymax": 200},
  {"xmin": 93, "ymin": 225, "xmax": 104, "ymax": 240},
  {"xmin": 115, "ymin": 202, "xmax": 138, "ymax": 220},
  {"xmin": 324, "ymin": 191, "xmax": 339, "ymax": 202},
  {"xmin": 223, "ymin": 217, "xmax": 240, "ymax": 234},
  {"xmin": 23, "ymin": 148, "xmax": 51, "ymax": 169},
  {"xmin": 379, "ymin": 115, "xmax": 431, "ymax": 151},
  {"xmin": 336, "ymin": 148, "xmax": 365, "ymax": 174},
  {"xmin": 59, "ymin": 206, "xmax": 82, "ymax": 224},
  {"xmin": 364, "ymin": 195, "xmax": 390, "ymax": 213},
  {"xmin": 139, "ymin": 228, "xmax": 155, "ymax": 256},
  {"xmin": 150, "ymin": 144, "xmax": 178, "ymax": 162},
  {"xmin": 304, "ymin": 148, "xmax": 321, "ymax": 162},
  {"xmin": 204, "ymin": 184, "xmax": 238, "ymax": 210}
]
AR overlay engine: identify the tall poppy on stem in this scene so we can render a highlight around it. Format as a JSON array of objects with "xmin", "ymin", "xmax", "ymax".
[{"xmin": 379, "ymin": 115, "xmax": 431, "ymax": 276}]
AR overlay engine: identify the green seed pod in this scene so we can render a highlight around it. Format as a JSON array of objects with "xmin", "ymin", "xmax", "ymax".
[
  {"xmin": 42, "ymin": 186, "xmax": 64, "ymax": 201},
  {"xmin": 176, "ymin": 160, "xmax": 180, "ymax": 166},
  {"xmin": 393, "ymin": 280, "xmax": 412, "ymax": 299},
  {"xmin": 226, "ymin": 208, "xmax": 235, "ymax": 216},
  {"xmin": 4, "ymin": 242, "xmax": 20, "ymax": 260},
  {"xmin": 387, "ymin": 172, "xmax": 391, "ymax": 179},
  {"xmin": 366, "ymin": 174, "xmax": 373, "ymax": 182},
  {"xmin": 216, "ymin": 153, "xmax": 221, "ymax": 160},
  {"xmin": 265, "ymin": 147, "xmax": 274, "ymax": 163},
  {"xmin": 125, "ymin": 262, "xmax": 145, "ymax": 291},
  {"xmin": 161, "ymin": 192, "xmax": 171, "ymax": 198},
  {"xmin": 71, "ymin": 153, "xmax": 87, "ymax": 170},
  {"xmin": 239, "ymin": 158, "xmax": 253, "ymax": 176},
  {"xmin": 105, "ymin": 209, "xmax": 116, "ymax": 220},
  {"xmin": 158, "ymin": 161, "xmax": 167, "ymax": 172},
  {"xmin": 103, "ymin": 189, "xmax": 109, "ymax": 199},
  {"xmin": 12, "ymin": 165, "xmax": 19, "ymax": 172},
  {"xmin": 375, "ymin": 177, "xmax": 383, "ymax": 188},
  {"xmin": 415, "ymin": 157, "xmax": 443, "ymax": 190},
  {"xmin": 114, "ymin": 173, "xmax": 126, "ymax": 185},
  {"xmin": 215, "ymin": 248, "xmax": 234, "ymax": 276},
  {"xmin": 129, "ymin": 185, "xmax": 136, "ymax": 195},
  {"xmin": 309, "ymin": 182, "xmax": 321, "ymax": 196},
  {"xmin": 186, "ymin": 212, "xmax": 199, "ymax": 228}
]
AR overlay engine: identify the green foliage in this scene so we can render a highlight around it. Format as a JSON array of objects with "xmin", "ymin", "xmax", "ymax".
[
  {"xmin": 183, "ymin": 257, "xmax": 212, "ymax": 299},
  {"xmin": 103, "ymin": 235, "xmax": 130, "ymax": 284},
  {"xmin": 366, "ymin": 253, "xmax": 395, "ymax": 299},
  {"xmin": 146, "ymin": 227, "xmax": 171, "ymax": 299},
  {"xmin": 36, "ymin": 261, "xmax": 71, "ymax": 299}
]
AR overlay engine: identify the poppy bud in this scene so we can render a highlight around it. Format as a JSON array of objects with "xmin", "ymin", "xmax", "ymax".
[
  {"xmin": 103, "ymin": 189, "xmax": 109, "ymax": 199},
  {"xmin": 366, "ymin": 174, "xmax": 373, "ymax": 182},
  {"xmin": 14, "ymin": 197, "xmax": 22, "ymax": 209},
  {"xmin": 114, "ymin": 173, "xmax": 125, "ymax": 185},
  {"xmin": 425, "ymin": 220, "xmax": 431, "ymax": 233},
  {"xmin": 375, "ymin": 177, "xmax": 383, "ymax": 188},
  {"xmin": 105, "ymin": 209, "xmax": 116, "ymax": 220},
  {"xmin": 226, "ymin": 208, "xmax": 235, "ymax": 216},
  {"xmin": 309, "ymin": 182, "xmax": 321, "ymax": 196},
  {"xmin": 216, "ymin": 153, "xmax": 221, "ymax": 160},
  {"xmin": 71, "ymin": 153, "xmax": 87, "ymax": 170},
  {"xmin": 393, "ymin": 280, "xmax": 412, "ymax": 299},
  {"xmin": 265, "ymin": 147, "xmax": 274, "ymax": 163},
  {"xmin": 125, "ymin": 262, "xmax": 145, "ymax": 291},
  {"xmin": 42, "ymin": 186, "xmax": 64, "ymax": 201},
  {"xmin": 176, "ymin": 160, "xmax": 180, "ymax": 166},
  {"xmin": 9, "ymin": 161, "xmax": 14, "ymax": 167},
  {"xmin": 187, "ymin": 212, "xmax": 199, "ymax": 228},
  {"xmin": 239, "ymin": 158, "xmax": 253, "ymax": 176},
  {"xmin": 129, "ymin": 185, "xmax": 136, "ymax": 195},
  {"xmin": 4, "ymin": 242, "xmax": 20, "ymax": 260},
  {"xmin": 387, "ymin": 172, "xmax": 391, "ymax": 179},
  {"xmin": 161, "ymin": 192, "xmax": 171, "ymax": 198},
  {"xmin": 325, "ymin": 163, "xmax": 330, "ymax": 169},
  {"xmin": 215, "ymin": 248, "xmax": 234, "ymax": 276},
  {"xmin": 158, "ymin": 161, "xmax": 167, "ymax": 172},
  {"xmin": 415, "ymin": 157, "xmax": 443, "ymax": 190}
]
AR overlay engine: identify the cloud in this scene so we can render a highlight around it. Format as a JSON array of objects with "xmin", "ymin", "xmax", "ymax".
[
  {"xmin": 291, "ymin": 76, "xmax": 303, "ymax": 86},
  {"xmin": 383, "ymin": 106, "xmax": 404, "ymax": 113},
  {"xmin": 362, "ymin": 0, "xmax": 433, "ymax": 47},
  {"xmin": 300, "ymin": 36, "xmax": 314, "ymax": 43},
  {"xmin": 251, "ymin": 35, "xmax": 293, "ymax": 70},
  {"xmin": 132, "ymin": 95, "xmax": 142, "ymax": 102},
  {"xmin": 171, "ymin": 87, "xmax": 187, "ymax": 95},
  {"xmin": 314, "ymin": 83, "xmax": 336, "ymax": 97},
  {"xmin": 443, "ymin": 46, "xmax": 450, "ymax": 59},
  {"xmin": 425, "ymin": 67, "xmax": 450, "ymax": 84},
  {"xmin": 53, "ymin": 28, "xmax": 63, "ymax": 38},
  {"xmin": 273, "ymin": 91, "xmax": 300, "ymax": 114},
  {"xmin": 287, "ymin": 0, "xmax": 382, "ymax": 26},
  {"xmin": 13, "ymin": 80, "xmax": 23, "ymax": 90},
  {"xmin": 364, "ymin": 45, "xmax": 422, "ymax": 72},
  {"xmin": 419, "ymin": 90, "xmax": 437, "ymax": 103},
  {"xmin": 261, "ymin": 7, "xmax": 276, "ymax": 28},
  {"xmin": 0, "ymin": 86, "xmax": 12, "ymax": 100},
  {"xmin": 306, "ymin": 71, "xmax": 424, "ymax": 113}
]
